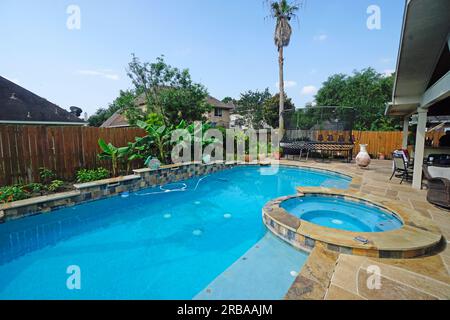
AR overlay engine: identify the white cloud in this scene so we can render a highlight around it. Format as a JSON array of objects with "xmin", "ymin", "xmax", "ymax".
[
  {"xmin": 313, "ymin": 34, "xmax": 328, "ymax": 41},
  {"xmin": 300, "ymin": 85, "xmax": 318, "ymax": 96},
  {"xmin": 76, "ymin": 69, "xmax": 120, "ymax": 81},
  {"xmin": 275, "ymin": 80, "xmax": 297, "ymax": 88},
  {"xmin": 380, "ymin": 58, "xmax": 392, "ymax": 64},
  {"xmin": 382, "ymin": 69, "xmax": 395, "ymax": 77}
]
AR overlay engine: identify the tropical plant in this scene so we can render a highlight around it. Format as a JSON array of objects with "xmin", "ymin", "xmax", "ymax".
[
  {"xmin": 76, "ymin": 168, "xmax": 110, "ymax": 183},
  {"xmin": 0, "ymin": 185, "xmax": 28, "ymax": 203},
  {"xmin": 268, "ymin": 0, "xmax": 300, "ymax": 134},
  {"xmin": 136, "ymin": 121, "xmax": 173, "ymax": 164},
  {"xmin": 39, "ymin": 167, "xmax": 56, "ymax": 184},
  {"xmin": 98, "ymin": 139, "xmax": 131, "ymax": 177},
  {"xmin": 46, "ymin": 180, "xmax": 64, "ymax": 192},
  {"xmin": 22, "ymin": 183, "xmax": 44, "ymax": 194}
]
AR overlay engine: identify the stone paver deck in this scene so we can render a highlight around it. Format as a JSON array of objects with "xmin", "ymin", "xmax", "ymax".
[{"xmin": 278, "ymin": 159, "xmax": 450, "ymax": 300}]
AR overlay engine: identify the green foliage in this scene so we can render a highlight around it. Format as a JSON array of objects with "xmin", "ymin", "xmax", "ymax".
[
  {"xmin": 98, "ymin": 139, "xmax": 132, "ymax": 177},
  {"xmin": 88, "ymin": 90, "xmax": 137, "ymax": 127},
  {"xmin": 22, "ymin": 183, "xmax": 44, "ymax": 194},
  {"xmin": 235, "ymin": 89, "xmax": 272, "ymax": 129},
  {"xmin": 146, "ymin": 113, "xmax": 165, "ymax": 127},
  {"xmin": 136, "ymin": 121, "xmax": 174, "ymax": 164},
  {"xmin": 47, "ymin": 180, "xmax": 64, "ymax": 192},
  {"xmin": 126, "ymin": 55, "xmax": 212, "ymax": 126},
  {"xmin": 262, "ymin": 93, "xmax": 295, "ymax": 128},
  {"xmin": 315, "ymin": 68, "xmax": 400, "ymax": 131},
  {"xmin": 0, "ymin": 185, "xmax": 28, "ymax": 203},
  {"xmin": 76, "ymin": 168, "xmax": 110, "ymax": 183},
  {"xmin": 39, "ymin": 167, "xmax": 56, "ymax": 184}
]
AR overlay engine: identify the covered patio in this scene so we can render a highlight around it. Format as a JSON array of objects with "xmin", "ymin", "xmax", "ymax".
[{"xmin": 385, "ymin": 0, "xmax": 450, "ymax": 190}]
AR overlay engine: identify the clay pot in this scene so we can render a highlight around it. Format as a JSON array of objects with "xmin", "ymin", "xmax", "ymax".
[{"xmin": 356, "ymin": 144, "xmax": 371, "ymax": 168}]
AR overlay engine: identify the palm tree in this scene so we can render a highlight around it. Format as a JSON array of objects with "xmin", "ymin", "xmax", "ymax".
[{"xmin": 269, "ymin": 0, "xmax": 299, "ymax": 135}]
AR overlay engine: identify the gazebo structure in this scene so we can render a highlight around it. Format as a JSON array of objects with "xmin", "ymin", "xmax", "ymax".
[{"xmin": 385, "ymin": 0, "xmax": 450, "ymax": 189}]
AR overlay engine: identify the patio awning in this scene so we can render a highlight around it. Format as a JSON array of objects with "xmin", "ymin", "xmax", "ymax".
[{"xmin": 385, "ymin": 0, "xmax": 450, "ymax": 117}]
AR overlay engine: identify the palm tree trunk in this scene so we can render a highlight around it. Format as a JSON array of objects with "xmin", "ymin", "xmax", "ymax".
[{"xmin": 278, "ymin": 46, "xmax": 285, "ymax": 137}]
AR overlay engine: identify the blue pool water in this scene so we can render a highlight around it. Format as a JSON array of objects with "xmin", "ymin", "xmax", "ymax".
[
  {"xmin": 281, "ymin": 195, "xmax": 403, "ymax": 232},
  {"xmin": 0, "ymin": 166, "xmax": 350, "ymax": 299}
]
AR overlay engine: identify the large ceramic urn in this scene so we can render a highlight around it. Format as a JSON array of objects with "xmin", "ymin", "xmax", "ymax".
[{"xmin": 356, "ymin": 144, "xmax": 371, "ymax": 168}]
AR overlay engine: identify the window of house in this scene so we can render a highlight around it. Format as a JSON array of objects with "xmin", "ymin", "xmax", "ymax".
[{"xmin": 214, "ymin": 108, "xmax": 223, "ymax": 117}]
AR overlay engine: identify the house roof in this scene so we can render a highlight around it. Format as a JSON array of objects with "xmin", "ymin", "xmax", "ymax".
[
  {"xmin": 386, "ymin": 0, "xmax": 450, "ymax": 117},
  {"xmin": 102, "ymin": 92, "xmax": 234, "ymax": 128},
  {"xmin": 0, "ymin": 76, "xmax": 85, "ymax": 124},
  {"xmin": 135, "ymin": 92, "xmax": 235, "ymax": 110},
  {"xmin": 206, "ymin": 96, "xmax": 235, "ymax": 110},
  {"xmin": 100, "ymin": 111, "xmax": 130, "ymax": 128}
]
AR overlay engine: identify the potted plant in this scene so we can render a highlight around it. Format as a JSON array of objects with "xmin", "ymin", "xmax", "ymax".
[{"xmin": 272, "ymin": 147, "xmax": 282, "ymax": 160}]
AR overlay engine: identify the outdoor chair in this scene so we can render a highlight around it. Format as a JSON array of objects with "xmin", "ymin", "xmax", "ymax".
[
  {"xmin": 423, "ymin": 165, "xmax": 450, "ymax": 209},
  {"xmin": 390, "ymin": 153, "xmax": 413, "ymax": 184}
]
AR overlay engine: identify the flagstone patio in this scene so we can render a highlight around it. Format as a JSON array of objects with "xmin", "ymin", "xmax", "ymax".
[{"xmin": 278, "ymin": 159, "xmax": 450, "ymax": 300}]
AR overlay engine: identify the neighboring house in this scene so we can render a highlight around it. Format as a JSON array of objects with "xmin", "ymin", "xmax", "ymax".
[
  {"xmin": 0, "ymin": 76, "xmax": 85, "ymax": 126},
  {"xmin": 101, "ymin": 94, "xmax": 235, "ymax": 128},
  {"xmin": 205, "ymin": 96, "xmax": 235, "ymax": 128},
  {"xmin": 385, "ymin": 0, "xmax": 450, "ymax": 189}
]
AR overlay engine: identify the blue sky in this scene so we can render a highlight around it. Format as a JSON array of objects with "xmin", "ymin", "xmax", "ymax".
[{"xmin": 0, "ymin": 0, "xmax": 405, "ymax": 117}]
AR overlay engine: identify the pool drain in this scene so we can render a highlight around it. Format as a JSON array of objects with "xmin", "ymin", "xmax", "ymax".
[
  {"xmin": 193, "ymin": 229, "xmax": 203, "ymax": 236},
  {"xmin": 224, "ymin": 213, "xmax": 232, "ymax": 219}
]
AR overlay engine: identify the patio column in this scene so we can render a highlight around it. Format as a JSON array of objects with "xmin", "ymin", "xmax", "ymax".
[
  {"xmin": 402, "ymin": 116, "xmax": 409, "ymax": 149},
  {"xmin": 412, "ymin": 108, "xmax": 427, "ymax": 189}
]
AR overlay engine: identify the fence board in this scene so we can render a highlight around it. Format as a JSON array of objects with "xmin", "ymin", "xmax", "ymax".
[
  {"xmin": 0, "ymin": 125, "xmax": 146, "ymax": 185},
  {"xmin": 1, "ymin": 125, "xmax": 447, "ymax": 186}
]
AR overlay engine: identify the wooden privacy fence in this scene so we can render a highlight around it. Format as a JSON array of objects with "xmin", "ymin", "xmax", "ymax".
[
  {"xmin": 0, "ymin": 126, "xmax": 146, "ymax": 185},
  {"xmin": 1, "ymin": 125, "xmax": 446, "ymax": 185}
]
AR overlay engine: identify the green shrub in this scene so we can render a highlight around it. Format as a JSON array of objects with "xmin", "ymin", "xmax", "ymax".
[
  {"xmin": 47, "ymin": 180, "xmax": 64, "ymax": 192},
  {"xmin": 22, "ymin": 183, "xmax": 44, "ymax": 194},
  {"xmin": 39, "ymin": 167, "xmax": 56, "ymax": 183},
  {"xmin": 0, "ymin": 186, "xmax": 29, "ymax": 203},
  {"xmin": 76, "ymin": 168, "xmax": 110, "ymax": 183}
]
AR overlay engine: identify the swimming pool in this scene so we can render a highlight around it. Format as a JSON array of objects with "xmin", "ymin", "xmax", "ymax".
[
  {"xmin": 0, "ymin": 165, "xmax": 350, "ymax": 299},
  {"xmin": 281, "ymin": 194, "xmax": 403, "ymax": 232}
]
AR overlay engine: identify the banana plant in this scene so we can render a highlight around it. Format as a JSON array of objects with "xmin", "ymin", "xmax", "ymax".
[
  {"xmin": 136, "ymin": 120, "xmax": 173, "ymax": 164},
  {"xmin": 98, "ymin": 139, "xmax": 131, "ymax": 177}
]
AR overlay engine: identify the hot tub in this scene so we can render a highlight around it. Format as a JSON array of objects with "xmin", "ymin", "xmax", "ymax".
[{"xmin": 280, "ymin": 194, "xmax": 403, "ymax": 232}]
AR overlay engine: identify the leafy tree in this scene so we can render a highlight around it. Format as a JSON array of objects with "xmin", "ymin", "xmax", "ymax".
[
  {"xmin": 127, "ymin": 54, "xmax": 212, "ymax": 125},
  {"xmin": 235, "ymin": 89, "xmax": 272, "ymax": 129},
  {"xmin": 315, "ymin": 68, "xmax": 400, "ymax": 131},
  {"xmin": 222, "ymin": 97, "xmax": 236, "ymax": 104},
  {"xmin": 88, "ymin": 90, "xmax": 136, "ymax": 127},
  {"xmin": 268, "ymin": 0, "xmax": 300, "ymax": 133},
  {"xmin": 262, "ymin": 93, "xmax": 295, "ymax": 128}
]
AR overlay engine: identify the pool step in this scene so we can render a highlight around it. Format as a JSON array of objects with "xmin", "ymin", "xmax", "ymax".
[{"xmin": 194, "ymin": 232, "xmax": 309, "ymax": 300}]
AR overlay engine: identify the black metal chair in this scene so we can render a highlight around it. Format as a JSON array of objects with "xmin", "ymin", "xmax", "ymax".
[{"xmin": 390, "ymin": 153, "xmax": 413, "ymax": 184}]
